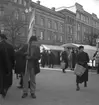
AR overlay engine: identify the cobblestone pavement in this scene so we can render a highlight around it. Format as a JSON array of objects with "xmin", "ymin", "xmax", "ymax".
[{"xmin": 0, "ymin": 69, "xmax": 99, "ymax": 105}]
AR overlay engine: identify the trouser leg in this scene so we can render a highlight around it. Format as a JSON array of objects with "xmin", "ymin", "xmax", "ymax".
[
  {"xmin": 84, "ymin": 81, "xmax": 87, "ymax": 87},
  {"xmin": 76, "ymin": 82, "xmax": 80, "ymax": 91},
  {"xmin": 30, "ymin": 68, "xmax": 36, "ymax": 94},
  {"xmin": 23, "ymin": 70, "xmax": 29, "ymax": 94},
  {"xmin": 76, "ymin": 76, "xmax": 80, "ymax": 91}
]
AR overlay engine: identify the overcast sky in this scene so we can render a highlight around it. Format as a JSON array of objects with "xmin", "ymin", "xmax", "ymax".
[{"xmin": 32, "ymin": 0, "xmax": 99, "ymax": 17}]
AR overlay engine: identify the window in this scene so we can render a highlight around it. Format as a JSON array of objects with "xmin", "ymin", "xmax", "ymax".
[
  {"xmin": 70, "ymin": 27, "xmax": 73, "ymax": 34},
  {"xmin": 77, "ymin": 32, "xmax": 80, "ymax": 41},
  {"xmin": 84, "ymin": 27, "xmax": 86, "ymax": 33},
  {"xmin": 81, "ymin": 14, "xmax": 83, "ymax": 21},
  {"xmin": 40, "ymin": 17, "xmax": 44, "ymax": 26},
  {"xmin": 53, "ymin": 32, "xmax": 57, "ymax": 41},
  {"xmin": 21, "ymin": 12, "xmax": 25, "ymax": 21},
  {"xmin": 40, "ymin": 31, "xmax": 44, "ymax": 40},
  {"xmin": 76, "ymin": 13, "xmax": 80, "ymax": 19},
  {"xmin": 83, "ymin": 16, "xmax": 85, "ymax": 21},
  {"xmin": 77, "ymin": 24, "xmax": 80, "ymax": 31},
  {"xmin": 48, "ymin": 19, "xmax": 51, "ymax": 28},
  {"xmin": 54, "ymin": 21, "xmax": 58, "ymax": 30},
  {"xmin": 47, "ymin": 31, "xmax": 52, "ymax": 40},
  {"xmin": 59, "ymin": 35, "xmax": 63, "ymax": 42},
  {"xmin": 14, "ymin": 11, "xmax": 19, "ymax": 19},
  {"xmin": 86, "ymin": 17, "xmax": 89, "ymax": 23},
  {"xmin": 60, "ymin": 23, "xmax": 63, "ymax": 32},
  {"xmin": 67, "ymin": 26, "xmax": 73, "ymax": 34}
]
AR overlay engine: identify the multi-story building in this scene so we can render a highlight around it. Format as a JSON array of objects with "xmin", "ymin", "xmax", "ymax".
[
  {"xmin": 0, "ymin": 1, "xmax": 99, "ymax": 46},
  {"xmin": 62, "ymin": 3, "xmax": 99, "ymax": 45},
  {"xmin": 30, "ymin": 1, "xmax": 65, "ymax": 45},
  {"xmin": 56, "ymin": 7, "xmax": 76, "ymax": 43}
]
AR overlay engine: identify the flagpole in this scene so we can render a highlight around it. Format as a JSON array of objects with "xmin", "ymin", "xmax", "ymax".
[{"xmin": 25, "ymin": 8, "xmax": 35, "ymax": 75}]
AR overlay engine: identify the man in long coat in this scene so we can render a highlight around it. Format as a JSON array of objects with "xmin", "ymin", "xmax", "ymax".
[
  {"xmin": 76, "ymin": 46, "xmax": 89, "ymax": 91},
  {"xmin": 22, "ymin": 36, "xmax": 40, "ymax": 98},
  {"xmin": 0, "ymin": 33, "xmax": 15, "ymax": 97}
]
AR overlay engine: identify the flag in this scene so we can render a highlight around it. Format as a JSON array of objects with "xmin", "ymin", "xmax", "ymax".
[
  {"xmin": 27, "ymin": 8, "xmax": 35, "ymax": 43},
  {"xmin": 25, "ymin": 8, "xmax": 35, "ymax": 74}
]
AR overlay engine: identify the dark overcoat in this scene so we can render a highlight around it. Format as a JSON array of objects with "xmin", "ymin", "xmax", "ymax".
[
  {"xmin": 16, "ymin": 43, "xmax": 40, "ymax": 75},
  {"xmin": 48, "ymin": 52, "xmax": 55, "ymax": 66},
  {"xmin": 15, "ymin": 48, "xmax": 26, "ymax": 74},
  {"xmin": 0, "ymin": 40, "xmax": 15, "ymax": 93},
  {"xmin": 76, "ymin": 51, "xmax": 89, "ymax": 83},
  {"xmin": 28, "ymin": 44, "xmax": 41, "ymax": 75},
  {"xmin": 41, "ymin": 51, "xmax": 47, "ymax": 67},
  {"xmin": 71, "ymin": 52, "xmax": 77, "ymax": 69}
]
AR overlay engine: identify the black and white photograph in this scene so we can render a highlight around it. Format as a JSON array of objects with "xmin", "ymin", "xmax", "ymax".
[{"xmin": 0, "ymin": 0, "xmax": 99, "ymax": 105}]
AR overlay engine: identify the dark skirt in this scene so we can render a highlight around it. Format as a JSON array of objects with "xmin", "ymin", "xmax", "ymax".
[{"xmin": 76, "ymin": 69, "xmax": 88, "ymax": 84}]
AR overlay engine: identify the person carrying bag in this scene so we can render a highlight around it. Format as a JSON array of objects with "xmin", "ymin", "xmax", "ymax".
[{"xmin": 75, "ymin": 46, "xmax": 89, "ymax": 91}]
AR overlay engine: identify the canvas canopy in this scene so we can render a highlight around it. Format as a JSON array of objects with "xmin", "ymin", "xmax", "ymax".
[
  {"xmin": 41, "ymin": 44, "xmax": 64, "ymax": 51},
  {"xmin": 61, "ymin": 43, "xmax": 97, "ymax": 60},
  {"xmin": 62, "ymin": 43, "xmax": 81, "ymax": 48}
]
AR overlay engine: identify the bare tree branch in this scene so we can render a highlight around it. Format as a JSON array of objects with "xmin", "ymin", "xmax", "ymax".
[{"xmin": 0, "ymin": 13, "xmax": 28, "ymax": 45}]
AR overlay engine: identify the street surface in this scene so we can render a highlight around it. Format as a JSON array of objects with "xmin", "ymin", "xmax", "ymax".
[{"xmin": 0, "ymin": 68, "xmax": 99, "ymax": 105}]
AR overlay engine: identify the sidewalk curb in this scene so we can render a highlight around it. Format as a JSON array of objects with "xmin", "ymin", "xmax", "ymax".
[{"xmin": 40, "ymin": 67, "xmax": 97, "ymax": 73}]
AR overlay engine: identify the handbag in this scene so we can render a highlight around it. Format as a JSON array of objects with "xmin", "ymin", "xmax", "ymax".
[
  {"xmin": 61, "ymin": 61, "xmax": 66, "ymax": 69},
  {"xmin": 74, "ymin": 64, "xmax": 86, "ymax": 76}
]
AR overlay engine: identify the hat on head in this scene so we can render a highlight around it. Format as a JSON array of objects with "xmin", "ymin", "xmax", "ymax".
[
  {"xmin": 0, "ymin": 33, "xmax": 7, "ymax": 40},
  {"xmin": 78, "ymin": 46, "xmax": 84, "ymax": 50},
  {"xmin": 29, "ymin": 36, "xmax": 37, "ymax": 42}
]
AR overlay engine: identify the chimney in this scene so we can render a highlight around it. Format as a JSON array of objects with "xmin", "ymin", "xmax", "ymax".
[
  {"xmin": 51, "ymin": 7, "xmax": 55, "ymax": 11},
  {"xmin": 37, "ymin": 0, "xmax": 40, "ymax": 5}
]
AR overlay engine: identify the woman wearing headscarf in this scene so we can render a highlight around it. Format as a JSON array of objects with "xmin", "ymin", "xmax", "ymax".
[{"xmin": 76, "ymin": 46, "xmax": 89, "ymax": 91}]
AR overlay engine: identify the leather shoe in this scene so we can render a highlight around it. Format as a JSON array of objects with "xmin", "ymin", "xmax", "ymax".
[
  {"xmin": 22, "ymin": 93, "xmax": 28, "ymax": 98},
  {"xmin": 31, "ymin": 93, "xmax": 36, "ymax": 99}
]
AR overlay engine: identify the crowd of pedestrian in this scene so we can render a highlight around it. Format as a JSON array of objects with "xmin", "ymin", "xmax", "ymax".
[
  {"xmin": 40, "ymin": 49, "xmax": 55, "ymax": 68},
  {"xmin": 0, "ymin": 32, "xmax": 99, "ymax": 99}
]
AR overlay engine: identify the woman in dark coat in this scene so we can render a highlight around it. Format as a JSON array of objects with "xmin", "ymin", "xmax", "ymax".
[
  {"xmin": 76, "ymin": 46, "xmax": 89, "ymax": 91},
  {"xmin": 15, "ymin": 47, "xmax": 26, "ymax": 75},
  {"xmin": 15, "ymin": 45, "xmax": 26, "ymax": 88}
]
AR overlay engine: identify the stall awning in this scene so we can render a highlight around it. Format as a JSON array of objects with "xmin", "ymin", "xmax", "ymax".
[
  {"xmin": 61, "ymin": 43, "xmax": 97, "ymax": 60},
  {"xmin": 62, "ymin": 43, "xmax": 81, "ymax": 48},
  {"xmin": 41, "ymin": 44, "xmax": 64, "ymax": 51}
]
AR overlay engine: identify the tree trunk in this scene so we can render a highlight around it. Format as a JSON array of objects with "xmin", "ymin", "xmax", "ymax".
[{"xmin": 11, "ymin": 32, "xmax": 15, "ymax": 47}]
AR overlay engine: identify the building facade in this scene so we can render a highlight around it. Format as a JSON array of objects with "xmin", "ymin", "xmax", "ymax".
[
  {"xmin": 31, "ymin": 1, "xmax": 65, "ymax": 45},
  {"xmin": 0, "ymin": 1, "xmax": 99, "ymax": 46},
  {"xmin": 56, "ymin": 8, "xmax": 76, "ymax": 43},
  {"xmin": 66, "ymin": 3, "xmax": 99, "ymax": 45}
]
